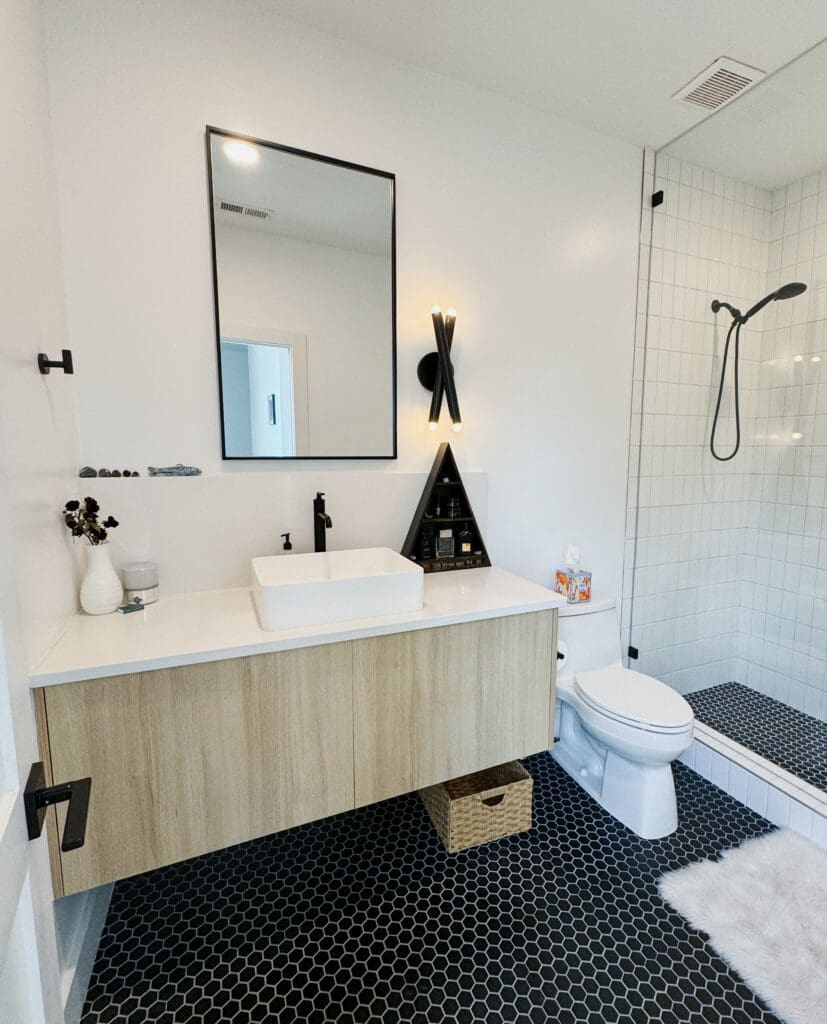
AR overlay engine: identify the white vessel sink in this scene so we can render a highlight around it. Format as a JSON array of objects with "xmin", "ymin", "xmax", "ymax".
[{"xmin": 252, "ymin": 547, "xmax": 424, "ymax": 631}]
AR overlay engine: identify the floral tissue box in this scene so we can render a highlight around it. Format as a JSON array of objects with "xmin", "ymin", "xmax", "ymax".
[{"xmin": 555, "ymin": 569, "xmax": 592, "ymax": 604}]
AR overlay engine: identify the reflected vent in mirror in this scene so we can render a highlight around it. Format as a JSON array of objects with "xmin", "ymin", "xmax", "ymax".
[
  {"xmin": 218, "ymin": 199, "xmax": 272, "ymax": 220},
  {"xmin": 673, "ymin": 57, "xmax": 765, "ymax": 111}
]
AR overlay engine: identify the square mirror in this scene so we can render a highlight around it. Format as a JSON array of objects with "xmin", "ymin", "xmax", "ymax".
[{"xmin": 207, "ymin": 128, "xmax": 397, "ymax": 459}]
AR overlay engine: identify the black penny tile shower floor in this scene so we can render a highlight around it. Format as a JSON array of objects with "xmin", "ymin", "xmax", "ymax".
[
  {"xmin": 81, "ymin": 755, "xmax": 781, "ymax": 1024},
  {"xmin": 686, "ymin": 680, "xmax": 827, "ymax": 791}
]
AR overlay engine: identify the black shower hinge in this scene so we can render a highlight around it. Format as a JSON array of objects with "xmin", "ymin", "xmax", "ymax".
[
  {"xmin": 651, "ymin": 190, "xmax": 664, "ymax": 208},
  {"xmin": 628, "ymin": 645, "xmax": 639, "ymax": 660}
]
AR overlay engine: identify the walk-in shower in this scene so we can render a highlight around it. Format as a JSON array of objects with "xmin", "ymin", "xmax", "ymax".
[
  {"xmin": 625, "ymin": 37, "xmax": 827, "ymax": 826},
  {"xmin": 709, "ymin": 282, "xmax": 808, "ymax": 461}
]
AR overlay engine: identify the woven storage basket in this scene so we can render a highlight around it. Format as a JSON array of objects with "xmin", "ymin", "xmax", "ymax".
[{"xmin": 419, "ymin": 761, "xmax": 533, "ymax": 853}]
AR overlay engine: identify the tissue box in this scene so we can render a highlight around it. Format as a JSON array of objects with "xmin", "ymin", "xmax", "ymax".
[{"xmin": 555, "ymin": 569, "xmax": 592, "ymax": 604}]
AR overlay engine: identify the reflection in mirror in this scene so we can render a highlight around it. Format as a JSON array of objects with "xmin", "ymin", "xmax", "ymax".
[{"xmin": 207, "ymin": 129, "xmax": 396, "ymax": 459}]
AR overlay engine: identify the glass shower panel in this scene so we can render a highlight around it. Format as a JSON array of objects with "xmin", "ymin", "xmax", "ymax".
[{"xmin": 625, "ymin": 40, "xmax": 827, "ymax": 764}]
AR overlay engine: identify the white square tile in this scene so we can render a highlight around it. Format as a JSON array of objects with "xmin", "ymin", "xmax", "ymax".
[{"xmin": 788, "ymin": 800, "xmax": 814, "ymax": 838}]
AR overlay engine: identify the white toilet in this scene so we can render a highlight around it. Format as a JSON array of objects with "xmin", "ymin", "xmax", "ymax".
[{"xmin": 551, "ymin": 597, "xmax": 694, "ymax": 839}]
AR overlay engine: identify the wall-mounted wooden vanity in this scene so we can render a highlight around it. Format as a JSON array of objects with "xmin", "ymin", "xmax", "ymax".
[{"xmin": 31, "ymin": 568, "xmax": 561, "ymax": 896}]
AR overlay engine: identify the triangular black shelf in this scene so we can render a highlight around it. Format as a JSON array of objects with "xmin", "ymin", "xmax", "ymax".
[{"xmin": 401, "ymin": 443, "xmax": 491, "ymax": 573}]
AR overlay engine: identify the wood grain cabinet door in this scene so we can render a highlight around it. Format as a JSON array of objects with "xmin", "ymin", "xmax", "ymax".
[
  {"xmin": 352, "ymin": 611, "xmax": 556, "ymax": 806},
  {"xmin": 41, "ymin": 643, "xmax": 354, "ymax": 896}
]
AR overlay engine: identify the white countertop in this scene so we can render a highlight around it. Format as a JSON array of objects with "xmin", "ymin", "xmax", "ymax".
[{"xmin": 30, "ymin": 567, "xmax": 564, "ymax": 687}]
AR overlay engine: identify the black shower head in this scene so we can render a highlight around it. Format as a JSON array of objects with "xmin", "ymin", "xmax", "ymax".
[
  {"xmin": 742, "ymin": 281, "xmax": 807, "ymax": 321},
  {"xmin": 711, "ymin": 282, "xmax": 807, "ymax": 324}
]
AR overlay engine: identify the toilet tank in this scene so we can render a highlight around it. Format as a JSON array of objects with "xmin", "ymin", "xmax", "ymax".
[{"xmin": 556, "ymin": 597, "xmax": 622, "ymax": 677}]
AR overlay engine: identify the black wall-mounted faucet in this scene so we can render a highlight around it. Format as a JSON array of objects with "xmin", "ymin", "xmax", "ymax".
[{"xmin": 313, "ymin": 492, "xmax": 333, "ymax": 553}]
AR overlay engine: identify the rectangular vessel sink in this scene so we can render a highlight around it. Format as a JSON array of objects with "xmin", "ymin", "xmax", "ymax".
[{"xmin": 252, "ymin": 547, "xmax": 424, "ymax": 631}]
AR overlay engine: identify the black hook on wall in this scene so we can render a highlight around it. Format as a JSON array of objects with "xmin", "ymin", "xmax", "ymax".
[{"xmin": 38, "ymin": 349, "xmax": 74, "ymax": 375}]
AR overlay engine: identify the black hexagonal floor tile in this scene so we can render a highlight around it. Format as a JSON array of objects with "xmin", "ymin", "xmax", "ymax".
[
  {"xmin": 686, "ymin": 681, "xmax": 827, "ymax": 790},
  {"xmin": 80, "ymin": 755, "xmax": 782, "ymax": 1022}
]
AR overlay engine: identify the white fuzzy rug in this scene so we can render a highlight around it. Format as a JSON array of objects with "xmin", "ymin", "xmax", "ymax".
[{"xmin": 659, "ymin": 829, "xmax": 827, "ymax": 1024}]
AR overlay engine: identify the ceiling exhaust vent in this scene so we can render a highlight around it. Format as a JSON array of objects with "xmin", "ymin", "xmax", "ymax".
[
  {"xmin": 673, "ymin": 57, "xmax": 765, "ymax": 111},
  {"xmin": 217, "ymin": 199, "xmax": 273, "ymax": 220}
]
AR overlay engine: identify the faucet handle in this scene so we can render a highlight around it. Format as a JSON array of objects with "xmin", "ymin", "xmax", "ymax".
[
  {"xmin": 315, "ymin": 491, "xmax": 325, "ymax": 501},
  {"xmin": 281, "ymin": 532, "xmax": 292, "ymax": 551}
]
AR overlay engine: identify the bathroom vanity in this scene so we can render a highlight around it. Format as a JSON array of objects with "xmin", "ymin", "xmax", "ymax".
[{"xmin": 30, "ymin": 567, "xmax": 561, "ymax": 896}]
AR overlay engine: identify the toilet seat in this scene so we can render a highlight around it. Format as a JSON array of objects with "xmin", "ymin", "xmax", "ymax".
[{"xmin": 574, "ymin": 666, "xmax": 693, "ymax": 733}]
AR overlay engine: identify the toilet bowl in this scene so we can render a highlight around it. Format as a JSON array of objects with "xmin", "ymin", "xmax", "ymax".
[{"xmin": 550, "ymin": 598, "xmax": 693, "ymax": 839}]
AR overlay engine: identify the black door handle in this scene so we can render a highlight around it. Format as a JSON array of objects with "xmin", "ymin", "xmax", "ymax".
[{"xmin": 24, "ymin": 761, "xmax": 92, "ymax": 852}]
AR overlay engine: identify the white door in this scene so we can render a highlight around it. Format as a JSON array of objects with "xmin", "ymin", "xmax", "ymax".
[{"xmin": 0, "ymin": 594, "xmax": 61, "ymax": 1022}]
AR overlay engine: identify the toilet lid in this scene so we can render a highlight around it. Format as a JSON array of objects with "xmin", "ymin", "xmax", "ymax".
[{"xmin": 574, "ymin": 666, "xmax": 694, "ymax": 731}]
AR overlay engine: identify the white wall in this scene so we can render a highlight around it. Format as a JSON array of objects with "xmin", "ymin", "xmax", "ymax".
[
  {"xmin": 0, "ymin": 1, "xmax": 84, "ymax": 1019},
  {"xmin": 43, "ymin": 0, "xmax": 641, "ymax": 598},
  {"xmin": 216, "ymin": 223, "xmax": 392, "ymax": 456}
]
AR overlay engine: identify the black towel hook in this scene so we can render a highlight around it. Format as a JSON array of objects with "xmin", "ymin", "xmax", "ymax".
[{"xmin": 38, "ymin": 349, "xmax": 74, "ymax": 375}]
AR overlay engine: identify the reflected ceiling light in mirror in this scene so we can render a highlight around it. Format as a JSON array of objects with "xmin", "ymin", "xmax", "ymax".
[
  {"xmin": 418, "ymin": 305, "xmax": 462, "ymax": 432},
  {"xmin": 792, "ymin": 432, "xmax": 804, "ymax": 440},
  {"xmin": 812, "ymin": 355, "xmax": 821, "ymax": 363},
  {"xmin": 223, "ymin": 139, "xmax": 260, "ymax": 166}
]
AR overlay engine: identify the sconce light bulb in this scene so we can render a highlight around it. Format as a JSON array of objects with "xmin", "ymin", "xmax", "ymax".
[
  {"xmin": 812, "ymin": 355, "xmax": 821, "ymax": 363},
  {"xmin": 427, "ymin": 421, "xmax": 438, "ymax": 431},
  {"xmin": 793, "ymin": 354, "xmax": 804, "ymax": 363},
  {"xmin": 223, "ymin": 139, "xmax": 260, "ymax": 166},
  {"xmin": 452, "ymin": 421, "xmax": 463, "ymax": 433},
  {"xmin": 431, "ymin": 305, "xmax": 442, "ymax": 316},
  {"xmin": 446, "ymin": 308, "xmax": 457, "ymax": 318},
  {"xmin": 792, "ymin": 431, "xmax": 803, "ymax": 440}
]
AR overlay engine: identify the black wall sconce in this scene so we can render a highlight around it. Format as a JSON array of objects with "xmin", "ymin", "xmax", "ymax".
[
  {"xmin": 38, "ymin": 349, "xmax": 74, "ymax": 375},
  {"xmin": 417, "ymin": 306, "xmax": 462, "ymax": 432}
]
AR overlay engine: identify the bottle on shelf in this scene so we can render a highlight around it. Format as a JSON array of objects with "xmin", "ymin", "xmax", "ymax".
[{"xmin": 436, "ymin": 528, "xmax": 455, "ymax": 557}]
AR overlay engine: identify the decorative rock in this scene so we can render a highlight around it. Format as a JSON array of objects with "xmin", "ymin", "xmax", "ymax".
[
  {"xmin": 79, "ymin": 466, "xmax": 98, "ymax": 478},
  {"xmin": 148, "ymin": 464, "xmax": 202, "ymax": 477},
  {"xmin": 123, "ymin": 470, "xmax": 131, "ymax": 477},
  {"xmin": 111, "ymin": 470, "xmax": 122, "ymax": 477},
  {"xmin": 98, "ymin": 468, "xmax": 111, "ymax": 478}
]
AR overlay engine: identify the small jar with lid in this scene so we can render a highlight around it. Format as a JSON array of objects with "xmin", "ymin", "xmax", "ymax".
[{"xmin": 121, "ymin": 561, "xmax": 159, "ymax": 605}]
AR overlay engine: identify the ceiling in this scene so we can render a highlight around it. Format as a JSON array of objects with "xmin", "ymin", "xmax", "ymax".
[
  {"xmin": 211, "ymin": 133, "xmax": 392, "ymax": 254},
  {"xmin": 664, "ymin": 38, "xmax": 827, "ymax": 190},
  {"xmin": 267, "ymin": 0, "xmax": 827, "ymax": 148}
]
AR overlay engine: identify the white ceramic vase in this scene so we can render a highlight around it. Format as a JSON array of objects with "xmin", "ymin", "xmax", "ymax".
[{"xmin": 80, "ymin": 543, "xmax": 122, "ymax": 615}]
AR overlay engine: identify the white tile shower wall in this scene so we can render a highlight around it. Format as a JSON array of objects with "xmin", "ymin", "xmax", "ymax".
[
  {"xmin": 625, "ymin": 153, "xmax": 771, "ymax": 695},
  {"xmin": 738, "ymin": 169, "xmax": 827, "ymax": 721},
  {"xmin": 626, "ymin": 155, "xmax": 827, "ymax": 723}
]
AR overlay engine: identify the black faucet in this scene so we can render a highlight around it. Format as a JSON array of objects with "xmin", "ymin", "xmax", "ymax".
[{"xmin": 313, "ymin": 492, "xmax": 333, "ymax": 552}]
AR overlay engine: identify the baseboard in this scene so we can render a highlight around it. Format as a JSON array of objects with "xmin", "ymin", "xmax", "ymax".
[
  {"xmin": 681, "ymin": 724, "xmax": 827, "ymax": 849},
  {"xmin": 59, "ymin": 884, "xmax": 113, "ymax": 1024}
]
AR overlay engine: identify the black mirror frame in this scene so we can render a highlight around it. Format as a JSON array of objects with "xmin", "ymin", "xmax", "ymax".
[{"xmin": 205, "ymin": 125, "xmax": 398, "ymax": 461}]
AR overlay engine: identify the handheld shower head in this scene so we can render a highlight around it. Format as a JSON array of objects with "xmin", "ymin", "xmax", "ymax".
[
  {"xmin": 711, "ymin": 282, "xmax": 806, "ymax": 324},
  {"xmin": 709, "ymin": 280, "xmax": 808, "ymax": 462},
  {"xmin": 742, "ymin": 281, "xmax": 807, "ymax": 322}
]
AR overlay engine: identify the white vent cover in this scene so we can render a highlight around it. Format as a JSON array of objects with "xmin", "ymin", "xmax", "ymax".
[
  {"xmin": 673, "ymin": 57, "xmax": 765, "ymax": 111},
  {"xmin": 217, "ymin": 198, "xmax": 272, "ymax": 220}
]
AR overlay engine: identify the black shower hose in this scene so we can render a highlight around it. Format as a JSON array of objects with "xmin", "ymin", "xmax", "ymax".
[{"xmin": 710, "ymin": 318, "xmax": 741, "ymax": 462}]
